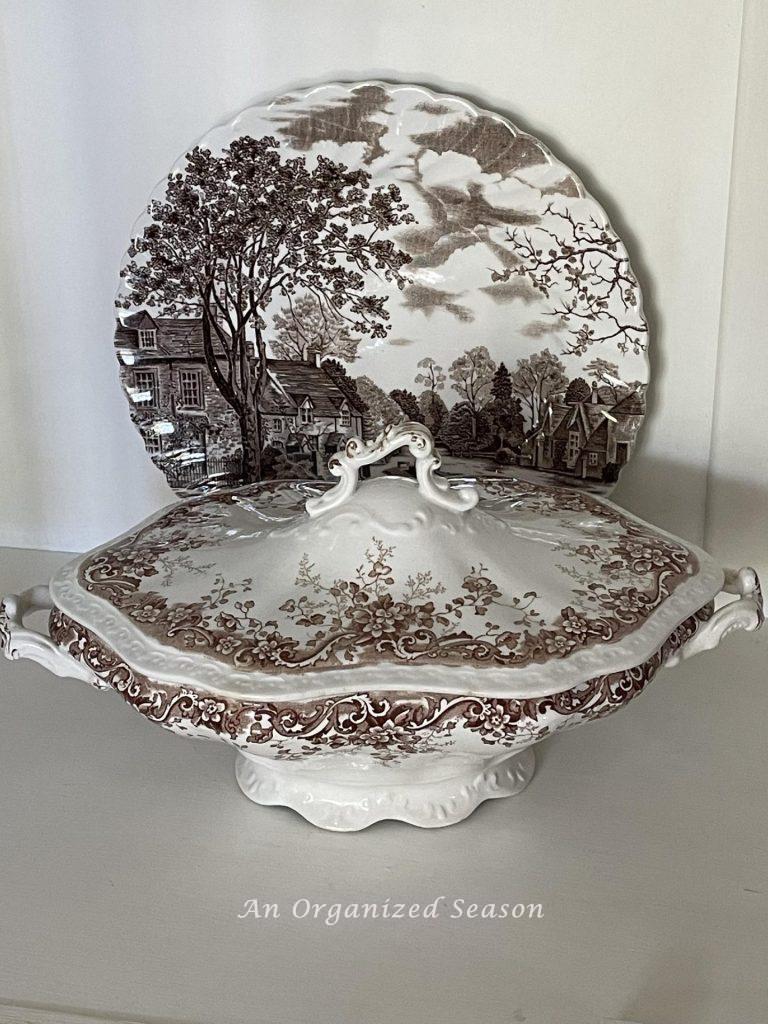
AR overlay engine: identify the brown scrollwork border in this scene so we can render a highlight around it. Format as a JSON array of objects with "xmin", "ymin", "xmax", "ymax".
[{"xmin": 48, "ymin": 603, "xmax": 712, "ymax": 756}]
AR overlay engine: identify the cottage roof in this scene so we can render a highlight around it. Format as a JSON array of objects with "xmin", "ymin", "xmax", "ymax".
[
  {"xmin": 584, "ymin": 419, "xmax": 609, "ymax": 452},
  {"xmin": 266, "ymin": 359, "xmax": 365, "ymax": 417},
  {"xmin": 260, "ymin": 379, "xmax": 298, "ymax": 416},
  {"xmin": 122, "ymin": 310, "xmax": 157, "ymax": 331},
  {"xmin": 116, "ymin": 314, "xmax": 365, "ymax": 418},
  {"xmin": 552, "ymin": 402, "xmax": 607, "ymax": 440},
  {"xmin": 610, "ymin": 388, "xmax": 646, "ymax": 416},
  {"xmin": 115, "ymin": 315, "xmax": 229, "ymax": 360}
]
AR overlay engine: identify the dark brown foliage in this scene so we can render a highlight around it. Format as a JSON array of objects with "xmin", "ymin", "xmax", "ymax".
[{"xmin": 119, "ymin": 136, "xmax": 414, "ymax": 481}]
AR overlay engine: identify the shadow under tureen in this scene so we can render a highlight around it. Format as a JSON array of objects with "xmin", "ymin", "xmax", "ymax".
[{"xmin": 1, "ymin": 423, "xmax": 763, "ymax": 830}]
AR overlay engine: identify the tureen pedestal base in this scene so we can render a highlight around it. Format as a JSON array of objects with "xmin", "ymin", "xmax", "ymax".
[{"xmin": 234, "ymin": 747, "xmax": 536, "ymax": 831}]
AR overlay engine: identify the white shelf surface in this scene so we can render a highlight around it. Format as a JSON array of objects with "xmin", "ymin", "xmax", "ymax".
[{"xmin": 1, "ymin": 546, "xmax": 766, "ymax": 1024}]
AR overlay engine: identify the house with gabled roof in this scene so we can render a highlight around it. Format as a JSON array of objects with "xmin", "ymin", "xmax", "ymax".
[
  {"xmin": 114, "ymin": 312, "xmax": 366, "ymax": 478},
  {"xmin": 261, "ymin": 359, "xmax": 364, "ymax": 453},
  {"xmin": 115, "ymin": 312, "xmax": 240, "ymax": 464},
  {"xmin": 523, "ymin": 381, "xmax": 645, "ymax": 482}
]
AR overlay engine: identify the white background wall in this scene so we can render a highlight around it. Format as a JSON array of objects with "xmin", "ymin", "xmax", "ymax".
[
  {"xmin": 0, "ymin": 0, "xmax": 764, "ymax": 573},
  {"xmin": 705, "ymin": 0, "xmax": 768, "ymax": 575}
]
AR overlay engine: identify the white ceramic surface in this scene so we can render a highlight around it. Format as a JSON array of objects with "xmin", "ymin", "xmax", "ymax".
[{"xmin": 115, "ymin": 82, "xmax": 648, "ymax": 497}]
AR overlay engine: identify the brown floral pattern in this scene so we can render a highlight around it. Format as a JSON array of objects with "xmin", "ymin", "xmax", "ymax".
[
  {"xmin": 75, "ymin": 479, "xmax": 698, "ymax": 674},
  {"xmin": 48, "ymin": 604, "xmax": 712, "ymax": 764}
]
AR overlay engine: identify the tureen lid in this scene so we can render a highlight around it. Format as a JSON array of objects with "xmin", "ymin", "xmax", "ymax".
[{"xmin": 49, "ymin": 424, "xmax": 723, "ymax": 700}]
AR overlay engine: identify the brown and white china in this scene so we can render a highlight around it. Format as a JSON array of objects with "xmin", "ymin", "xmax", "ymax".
[{"xmin": 3, "ymin": 424, "xmax": 762, "ymax": 830}]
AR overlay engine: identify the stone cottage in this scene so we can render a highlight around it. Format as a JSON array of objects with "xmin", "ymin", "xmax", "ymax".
[
  {"xmin": 522, "ymin": 381, "xmax": 646, "ymax": 482},
  {"xmin": 114, "ymin": 312, "xmax": 366, "ymax": 482}
]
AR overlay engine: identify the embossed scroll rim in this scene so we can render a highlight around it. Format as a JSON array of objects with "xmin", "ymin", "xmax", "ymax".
[
  {"xmin": 4, "ymin": 568, "xmax": 760, "ymax": 700},
  {"xmin": 1, "ymin": 536, "xmax": 745, "ymax": 704}
]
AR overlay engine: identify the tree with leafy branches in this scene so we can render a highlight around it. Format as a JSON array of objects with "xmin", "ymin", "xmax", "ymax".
[
  {"xmin": 390, "ymin": 388, "xmax": 424, "ymax": 423},
  {"xmin": 583, "ymin": 357, "xmax": 622, "ymax": 402},
  {"xmin": 509, "ymin": 348, "xmax": 568, "ymax": 436},
  {"xmin": 447, "ymin": 346, "xmax": 496, "ymax": 438},
  {"xmin": 414, "ymin": 356, "xmax": 446, "ymax": 397},
  {"xmin": 564, "ymin": 376, "xmax": 592, "ymax": 404},
  {"xmin": 355, "ymin": 376, "xmax": 405, "ymax": 435},
  {"xmin": 418, "ymin": 390, "xmax": 448, "ymax": 436},
  {"xmin": 438, "ymin": 402, "xmax": 477, "ymax": 456},
  {"xmin": 413, "ymin": 356, "xmax": 446, "ymax": 438},
  {"xmin": 486, "ymin": 361, "xmax": 524, "ymax": 449},
  {"xmin": 119, "ymin": 135, "xmax": 414, "ymax": 481},
  {"xmin": 271, "ymin": 293, "xmax": 361, "ymax": 363},
  {"xmin": 491, "ymin": 361, "xmax": 512, "ymax": 407}
]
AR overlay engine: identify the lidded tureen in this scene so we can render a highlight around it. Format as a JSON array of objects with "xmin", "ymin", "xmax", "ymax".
[{"xmin": 1, "ymin": 424, "xmax": 763, "ymax": 830}]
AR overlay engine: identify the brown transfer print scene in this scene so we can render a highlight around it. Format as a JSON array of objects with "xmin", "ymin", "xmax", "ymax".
[{"xmin": 115, "ymin": 84, "xmax": 648, "ymax": 495}]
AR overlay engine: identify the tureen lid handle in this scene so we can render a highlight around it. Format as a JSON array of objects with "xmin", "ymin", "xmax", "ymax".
[{"xmin": 305, "ymin": 422, "xmax": 479, "ymax": 518}]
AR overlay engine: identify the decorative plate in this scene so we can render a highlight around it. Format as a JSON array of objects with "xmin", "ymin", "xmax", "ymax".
[{"xmin": 114, "ymin": 82, "xmax": 649, "ymax": 496}]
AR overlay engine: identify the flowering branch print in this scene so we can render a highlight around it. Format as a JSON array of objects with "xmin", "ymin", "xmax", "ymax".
[{"xmin": 494, "ymin": 204, "xmax": 647, "ymax": 356}]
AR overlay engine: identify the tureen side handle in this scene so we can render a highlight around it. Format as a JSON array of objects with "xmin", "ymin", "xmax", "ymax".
[
  {"xmin": 0, "ymin": 586, "xmax": 104, "ymax": 687},
  {"xmin": 305, "ymin": 422, "xmax": 479, "ymax": 518},
  {"xmin": 666, "ymin": 567, "xmax": 764, "ymax": 666}
]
